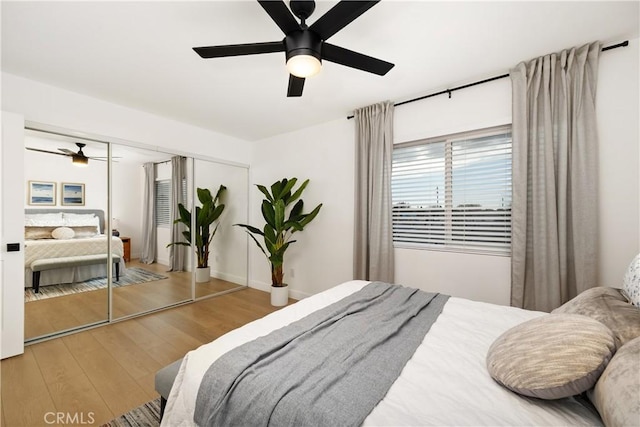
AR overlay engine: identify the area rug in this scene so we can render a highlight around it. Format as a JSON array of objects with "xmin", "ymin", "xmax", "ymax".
[
  {"xmin": 101, "ymin": 398, "xmax": 160, "ymax": 427},
  {"xmin": 25, "ymin": 267, "xmax": 168, "ymax": 302}
]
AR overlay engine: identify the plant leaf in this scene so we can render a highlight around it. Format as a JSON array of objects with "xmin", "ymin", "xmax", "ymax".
[
  {"xmin": 213, "ymin": 185, "xmax": 227, "ymax": 204},
  {"xmin": 246, "ymin": 231, "xmax": 269, "ymax": 259},
  {"xmin": 298, "ymin": 203, "xmax": 323, "ymax": 228},
  {"xmin": 262, "ymin": 200, "xmax": 276, "ymax": 228},
  {"xmin": 270, "ymin": 179, "xmax": 284, "ymax": 201},
  {"xmin": 197, "ymin": 188, "xmax": 213, "ymax": 204},
  {"xmin": 287, "ymin": 179, "xmax": 309, "ymax": 206},
  {"xmin": 274, "ymin": 199, "xmax": 285, "ymax": 231},
  {"xmin": 278, "ymin": 178, "xmax": 297, "ymax": 202},
  {"xmin": 256, "ymin": 185, "xmax": 273, "ymax": 203},
  {"xmin": 234, "ymin": 223, "xmax": 264, "ymax": 236}
]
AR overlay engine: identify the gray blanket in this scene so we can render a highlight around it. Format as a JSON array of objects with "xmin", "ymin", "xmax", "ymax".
[{"xmin": 194, "ymin": 282, "xmax": 450, "ymax": 427}]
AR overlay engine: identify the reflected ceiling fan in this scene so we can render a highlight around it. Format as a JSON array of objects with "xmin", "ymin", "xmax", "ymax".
[
  {"xmin": 193, "ymin": 0, "xmax": 394, "ymax": 97},
  {"xmin": 26, "ymin": 143, "xmax": 118, "ymax": 166}
]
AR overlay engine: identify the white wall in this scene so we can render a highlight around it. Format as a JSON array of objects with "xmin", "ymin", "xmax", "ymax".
[
  {"xmin": 250, "ymin": 118, "xmax": 355, "ymax": 299},
  {"xmin": 251, "ymin": 38, "xmax": 640, "ymax": 305},
  {"xmin": 2, "ymin": 72, "xmax": 251, "ymax": 164},
  {"xmin": 596, "ymin": 38, "xmax": 640, "ymax": 285}
]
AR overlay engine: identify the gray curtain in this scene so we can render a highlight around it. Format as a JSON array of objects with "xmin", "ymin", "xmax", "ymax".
[
  {"xmin": 511, "ymin": 41, "xmax": 601, "ymax": 312},
  {"xmin": 140, "ymin": 162, "xmax": 157, "ymax": 264},
  {"xmin": 353, "ymin": 101, "xmax": 395, "ymax": 282},
  {"xmin": 169, "ymin": 156, "xmax": 187, "ymax": 271}
]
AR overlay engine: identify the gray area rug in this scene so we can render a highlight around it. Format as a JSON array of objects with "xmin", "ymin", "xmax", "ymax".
[
  {"xmin": 25, "ymin": 267, "xmax": 168, "ymax": 302},
  {"xmin": 101, "ymin": 398, "xmax": 160, "ymax": 427}
]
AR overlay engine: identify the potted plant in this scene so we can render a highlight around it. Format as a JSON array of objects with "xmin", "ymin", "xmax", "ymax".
[
  {"xmin": 235, "ymin": 178, "xmax": 322, "ymax": 306},
  {"xmin": 168, "ymin": 185, "xmax": 226, "ymax": 282}
]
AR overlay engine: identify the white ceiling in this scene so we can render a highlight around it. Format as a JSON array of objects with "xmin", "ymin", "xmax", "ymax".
[{"xmin": 2, "ymin": 1, "xmax": 639, "ymax": 141}]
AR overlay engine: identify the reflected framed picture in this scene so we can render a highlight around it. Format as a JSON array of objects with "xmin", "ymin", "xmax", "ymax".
[
  {"xmin": 28, "ymin": 181, "xmax": 56, "ymax": 205},
  {"xmin": 61, "ymin": 182, "xmax": 85, "ymax": 206}
]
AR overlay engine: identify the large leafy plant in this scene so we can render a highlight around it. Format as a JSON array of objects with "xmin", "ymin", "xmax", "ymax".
[
  {"xmin": 168, "ymin": 185, "xmax": 226, "ymax": 268},
  {"xmin": 236, "ymin": 178, "xmax": 322, "ymax": 287}
]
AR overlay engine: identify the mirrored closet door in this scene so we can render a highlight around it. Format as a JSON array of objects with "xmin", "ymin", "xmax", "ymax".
[
  {"xmin": 193, "ymin": 158, "xmax": 248, "ymax": 299},
  {"xmin": 23, "ymin": 128, "xmax": 251, "ymax": 342},
  {"xmin": 24, "ymin": 129, "xmax": 110, "ymax": 341},
  {"xmin": 111, "ymin": 146, "xmax": 195, "ymax": 320}
]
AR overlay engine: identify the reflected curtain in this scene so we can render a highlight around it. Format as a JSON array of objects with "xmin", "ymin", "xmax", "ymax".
[
  {"xmin": 510, "ymin": 42, "xmax": 601, "ymax": 312},
  {"xmin": 353, "ymin": 101, "xmax": 395, "ymax": 282},
  {"xmin": 169, "ymin": 156, "xmax": 187, "ymax": 271},
  {"xmin": 140, "ymin": 162, "xmax": 157, "ymax": 264}
]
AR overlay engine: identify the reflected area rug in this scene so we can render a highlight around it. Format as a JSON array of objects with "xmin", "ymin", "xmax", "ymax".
[
  {"xmin": 25, "ymin": 267, "xmax": 168, "ymax": 302},
  {"xmin": 101, "ymin": 398, "xmax": 160, "ymax": 427}
]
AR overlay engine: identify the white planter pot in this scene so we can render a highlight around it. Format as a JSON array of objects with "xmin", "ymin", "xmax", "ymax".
[
  {"xmin": 195, "ymin": 266, "xmax": 211, "ymax": 283},
  {"xmin": 270, "ymin": 284, "xmax": 289, "ymax": 307}
]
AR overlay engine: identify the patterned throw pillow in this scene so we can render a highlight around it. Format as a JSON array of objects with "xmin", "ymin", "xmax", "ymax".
[
  {"xmin": 622, "ymin": 254, "xmax": 640, "ymax": 307},
  {"xmin": 589, "ymin": 336, "xmax": 640, "ymax": 427},
  {"xmin": 486, "ymin": 314, "xmax": 616, "ymax": 400},
  {"xmin": 552, "ymin": 287, "xmax": 640, "ymax": 346}
]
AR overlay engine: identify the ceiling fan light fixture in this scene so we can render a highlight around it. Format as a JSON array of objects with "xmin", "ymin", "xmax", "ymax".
[
  {"xmin": 72, "ymin": 155, "xmax": 88, "ymax": 167},
  {"xmin": 287, "ymin": 54, "xmax": 321, "ymax": 78}
]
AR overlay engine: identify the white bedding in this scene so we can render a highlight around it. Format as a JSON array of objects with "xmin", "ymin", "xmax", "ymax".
[
  {"xmin": 162, "ymin": 280, "xmax": 602, "ymax": 426},
  {"xmin": 24, "ymin": 235, "xmax": 124, "ymax": 288}
]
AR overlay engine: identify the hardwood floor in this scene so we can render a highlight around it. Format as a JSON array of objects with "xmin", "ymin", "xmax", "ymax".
[
  {"xmin": 4, "ymin": 287, "xmax": 288, "ymax": 426},
  {"xmin": 25, "ymin": 259, "xmax": 243, "ymax": 340}
]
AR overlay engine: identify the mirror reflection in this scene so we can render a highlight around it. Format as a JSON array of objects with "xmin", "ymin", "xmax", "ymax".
[
  {"xmin": 193, "ymin": 159, "xmax": 248, "ymax": 298},
  {"xmin": 24, "ymin": 130, "xmax": 110, "ymax": 340},
  {"xmin": 23, "ymin": 130, "xmax": 251, "ymax": 342},
  {"xmin": 111, "ymin": 147, "xmax": 194, "ymax": 320}
]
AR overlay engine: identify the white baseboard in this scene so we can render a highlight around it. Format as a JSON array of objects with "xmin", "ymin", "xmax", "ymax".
[
  {"xmin": 210, "ymin": 270, "xmax": 246, "ymax": 286},
  {"xmin": 248, "ymin": 279, "xmax": 311, "ymax": 301}
]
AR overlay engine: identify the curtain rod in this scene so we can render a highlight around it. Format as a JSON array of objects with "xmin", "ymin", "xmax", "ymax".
[{"xmin": 346, "ymin": 40, "xmax": 629, "ymax": 120}]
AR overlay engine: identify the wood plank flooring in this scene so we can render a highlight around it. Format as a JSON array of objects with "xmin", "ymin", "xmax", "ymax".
[
  {"xmin": 3, "ymin": 287, "xmax": 289, "ymax": 426},
  {"xmin": 25, "ymin": 259, "xmax": 243, "ymax": 340}
]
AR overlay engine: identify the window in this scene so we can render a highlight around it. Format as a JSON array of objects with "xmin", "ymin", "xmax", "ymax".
[
  {"xmin": 391, "ymin": 126, "xmax": 512, "ymax": 255},
  {"xmin": 155, "ymin": 178, "xmax": 188, "ymax": 228},
  {"xmin": 155, "ymin": 179, "xmax": 171, "ymax": 227}
]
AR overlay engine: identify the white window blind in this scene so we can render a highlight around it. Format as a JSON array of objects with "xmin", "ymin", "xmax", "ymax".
[
  {"xmin": 156, "ymin": 178, "xmax": 188, "ymax": 229},
  {"xmin": 392, "ymin": 126, "xmax": 512, "ymax": 255},
  {"xmin": 155, "ymin": 180, "xmax": 171, "ymax": 228}
]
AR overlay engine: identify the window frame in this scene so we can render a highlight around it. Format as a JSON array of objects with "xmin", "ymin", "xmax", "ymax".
[{"xmin": 391, "ymin": 124, "xmax": 512, "ymax": 256}]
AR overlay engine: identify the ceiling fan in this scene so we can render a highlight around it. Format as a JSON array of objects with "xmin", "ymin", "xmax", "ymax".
[
  {"xmin": 26, "ymin": 143, "xmax": 117, "ymax": 166},
  {"xmin": 193, "ymin": 0, "xmax": 394, "ymax": 97}
]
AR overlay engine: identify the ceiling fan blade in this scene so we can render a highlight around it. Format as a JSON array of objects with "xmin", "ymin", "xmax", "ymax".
[
  {"xmin": 309, "ymin": 1, "xmax": 379, "ymax": 41},
  {"xmin": 287, "ymin": 75, "xmax": 305, "ymax": 97},
  {"xmin": 26, "ymin": 147, "xmax": 68, "ymax": 156},
  {"xmin": 322, "ymin": 43, "xmax": 394, "ymax": 76},
  {"xmin": 194, "ymin": 41, "xmax": 284, "ymax": 59},
  {"xmin": 257, "ymin": 0, "xmax": 300, "ymax": 35},
  {"xmin": 58, "ymin": 148, "xmax": 77, "ymax": 155}
]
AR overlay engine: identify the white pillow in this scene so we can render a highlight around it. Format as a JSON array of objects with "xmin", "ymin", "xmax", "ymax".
[
  {"xmin": 622, "ymin": 254, "xmax": 640, "ymax": 307},
  {"xmin": 62, "ymin": 213, "xmax": 95, "ymax": 220},
  {"xmin": 62, "ymin": 214, "xmax": 100, "ymax": 229},
  {"xmin": 51, "ymin": 227, "xmax": 75, "ymax": 240},
  {"xmin": 25, "ymin": 213, "xmax": 64, "ymax": 227}
]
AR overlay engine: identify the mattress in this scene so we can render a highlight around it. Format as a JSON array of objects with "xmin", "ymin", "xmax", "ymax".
[{"xmin": 162, "ymin": 280, "xmax": 602, "ymax": 426}]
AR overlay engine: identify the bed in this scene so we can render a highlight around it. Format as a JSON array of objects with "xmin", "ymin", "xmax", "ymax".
[
  {"xmin": 161, "ymin": 276, "xmax": 640, "ymax": 427},
  {"xmin": 24, "ymin": 209, "xmax": 125, "ymax": 288}
]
